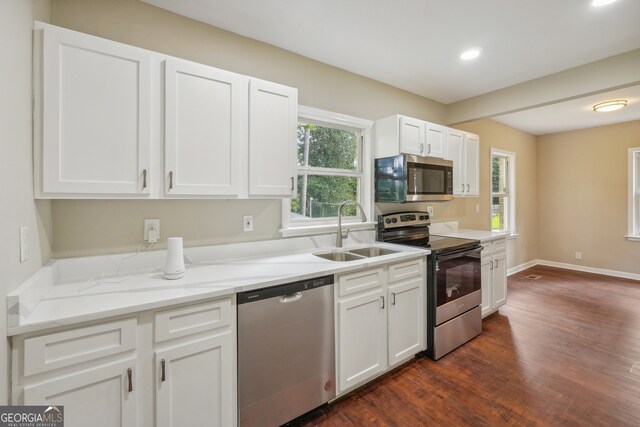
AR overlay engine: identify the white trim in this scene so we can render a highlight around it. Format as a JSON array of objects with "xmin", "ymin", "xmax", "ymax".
[
  {"xmin": 507, "ymin": 259, "xmax": 640, "ymax": 282},
  {"xmin": 281, "ymin": 106, "xmax": 374, "ymax": 235},
  {"xmin": 628, "ymin": 148, "xmax": 640, "ymax": 239},
  {"xmin": 490, "ymin": 148, "xmax": 516, "ymax": 235},
  {"xmin": 625, "ymin": 235, "xmax": 640, "ymax": 242},
  {"xmin": 507, "ymin": 260, "xmax": 537, "ymax": 276}
]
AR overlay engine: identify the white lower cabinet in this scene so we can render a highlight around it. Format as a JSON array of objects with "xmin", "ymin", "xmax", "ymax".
[
  {"xmin": 156, "ymin": 334, "xmax": 233, "ymax": 427},
  {"xmin": 12, "ymin": 296, "xmax": 236, "ymax": 427},
  {"xmin": 336, "ymin": 257, "xmax": 426, "ymax": 395},
  {"xmin": 481, "ymin": 238, "xmax": 508, "ymax": 317},
  {"xmin": 337, "ymin": 289, "xmax": 387, "ymax": 393},
  {"xmin": 24, "ymin": 358, "xmax": 138, "ymax": 427}
]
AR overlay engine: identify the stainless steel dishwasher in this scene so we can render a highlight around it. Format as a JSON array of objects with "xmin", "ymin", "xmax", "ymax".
[{"xmin": 237, "ymin": 275, "xmax": 335, "ymax": 427}]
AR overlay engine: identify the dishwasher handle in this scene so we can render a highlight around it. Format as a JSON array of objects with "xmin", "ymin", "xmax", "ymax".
[{"xmin": 280, "ymin": 291, "xmax": 303, "ymax": 303}]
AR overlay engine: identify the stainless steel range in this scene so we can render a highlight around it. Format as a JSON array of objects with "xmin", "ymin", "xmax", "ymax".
[{"xmin": 377, "ymin": 211, "xmax": 482, "ymax": 360}]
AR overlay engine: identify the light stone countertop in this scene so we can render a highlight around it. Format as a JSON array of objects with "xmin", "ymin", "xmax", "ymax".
[
  {"xmin": 431, "ymin": 229, "xmax": 510, "ymax": 242},
  {"xmin": 8, "ymin": 235, "xmax": 428, "ymax": 336}
]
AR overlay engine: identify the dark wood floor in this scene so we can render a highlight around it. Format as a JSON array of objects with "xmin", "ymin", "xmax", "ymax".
[{"xmin": 301, "ymin": 265, "xmax": 640, "ymax": 427}]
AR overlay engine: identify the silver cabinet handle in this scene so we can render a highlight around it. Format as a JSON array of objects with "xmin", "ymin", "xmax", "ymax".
[
  {"xmin": 494, "ymin": 259, "xmax": 498, "ymax": 269},
  {"xmin": 461, "ymin": 184, "xmax": 465, "ymax": 192},
  {"xmin": 127, "ymin": 368, "xmax": 133, "ymax": 392},
  {"xmin": 391, "ymin": 292, "xmax": 396, "ymax": 306},
  {"xmin": 168, "ymin": 171, "xmax": 174, "ymax": 190},
  {"xmin": 427, "ymin": 144, "xmax": 431, "ymax": 154},
  {"xmin": 161, "ymin": 359, "xmax": 166, "ymax": 382},
  {"xmin": 420, "ymin": 143, "xmax": 424, "ymax": 154},
  {"xmin": 290, "ymin": 176, "xmax": 294, "ymax": 191},
  {"xmin": 490, "ymin": 261, "xmax": 493, "ymax": 271},
  {"xmin": 142, "ymin": 169, "xmax": 147, "ymax": 190},
  {"xmin": 380, "ymin": 295, "xmax": 385, "ymax": 309},
  {"xmin": 467, "ymin": 184, "xmax": 470, "ymax": 192}
]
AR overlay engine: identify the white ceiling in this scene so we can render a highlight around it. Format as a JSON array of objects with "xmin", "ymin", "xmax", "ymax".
[{"xmin": 143, "ymin": 0, "xmax": 640, "ymax": 133}]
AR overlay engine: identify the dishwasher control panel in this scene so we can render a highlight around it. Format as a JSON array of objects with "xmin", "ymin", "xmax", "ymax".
[{"xmin": 237, "ymin": 275, "xmax": 334, "ymax": 304}]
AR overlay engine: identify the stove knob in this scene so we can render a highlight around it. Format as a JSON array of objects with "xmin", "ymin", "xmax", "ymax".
[
  {"xmin": 391, "ymin": 218, "xmax": 398, "ymax": 223},
  {"xmin": 385, "ymin": 218, "xmax": 391, "ymax": 224},
  {"xmin": 421, "ymin": 215, "xmax": 427, "ymax": 221}
]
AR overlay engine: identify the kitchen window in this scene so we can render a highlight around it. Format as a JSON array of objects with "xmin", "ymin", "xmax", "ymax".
[
  {"xmin": 491, "ymin": 148, "xmax": 516, "ymax": 235},
  {"xmin": 627, "ymin": 148, "xmax": 640, "ymax": 241},
  {"xmin": 281, "ymin": 106, "xmax": 373, "ymax": 236}
]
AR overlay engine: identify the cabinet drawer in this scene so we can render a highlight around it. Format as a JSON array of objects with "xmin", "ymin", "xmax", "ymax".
[
  {"xmin": 388, "ymin": 259, "xmax": 423, "ymax": 283},
  {"xmin": 338, "ymin": 268, "xmax": 384, "ymax": 297},
  {"xmin": 155, "ymin": 298, "xmax": 232, "ymax": 343},
  {"xmin": 492, "ymin": 239, "xmax": 506, "ymax": 253},
  {"xmin": 24, "ymin": 318, "xmax": 137, "ymax": 376}
]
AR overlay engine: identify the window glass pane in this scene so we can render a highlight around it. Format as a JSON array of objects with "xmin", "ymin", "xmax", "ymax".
[
  {"xmin": 291, "ymin": 175, "xmax": 359, "ymax": 219},
  {"xmin": 297, "ymin": 122, "xmax": 359, "ymax": 170},
  {"xmin": 492, "ymin": 195, "xmax": 507, "ymax": 231},
  {"xmin": 492, "ymin": 156, "xmax": 507, "ymax": 193}
]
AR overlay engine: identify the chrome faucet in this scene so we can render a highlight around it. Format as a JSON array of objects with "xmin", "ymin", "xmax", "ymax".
[{"xmin": 336, "ymin": 201, "xmax": 368, "ymax": 247}]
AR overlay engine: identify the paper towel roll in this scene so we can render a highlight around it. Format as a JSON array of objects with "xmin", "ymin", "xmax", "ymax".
[{"xmin": 164, "ymin": 237, "xmax": 185, "ymax": 280}]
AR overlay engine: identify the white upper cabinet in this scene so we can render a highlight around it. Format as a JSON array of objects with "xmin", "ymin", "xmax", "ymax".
[
  {"xmin": 446, "ymin": 129, "xmax": 479, "ymax": 197},
  {"xmin": 424, "ymin": 122, "xmax": 447, "ymax": 158},
  {"xmin": 248, "ymin": 78, "xmax": 298, "ymax": 197},
  {"xmin": 35, "ymin": 22, "xmax": 151, "ymax": 197},
  {"xmin": 34, "ymin": 22, "xmax": 298, "ymax": 200},
  {"xmin": 164, "ymin": 58, "xmax": 245, "ymax": 197},
  {"xmin": 399, "ymin": 116, "xmax": 425, "ymax": 156},
  {"xmin": 375, "ymin": 114, "xmax": 446, "ymax": 159}
]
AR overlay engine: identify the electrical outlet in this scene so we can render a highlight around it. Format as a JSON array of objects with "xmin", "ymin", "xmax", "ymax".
[
  {"xmin": 575, "ymin": 251, "xmax": 582, "ymax": 260},
  {"xmin": 426, "ymin": 206, "xmax": 434, "ymax": 217},
  {"xmin": 19, "ymin": 226, "xmax": 28, "ymax": 263},
  {"xmin": 144, "ymin": 219, "xmax": 160, "ymax": 243},
  {"xmin": 243, "ymin": 215, "xmax": 253, "ymax": 232},
  {"xmin": 475, "ymin": 204, "xmax": 480, "ymax": 214}
]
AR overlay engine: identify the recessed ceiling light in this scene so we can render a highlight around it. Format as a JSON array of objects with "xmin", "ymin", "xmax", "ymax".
[
  {"xmin": 593, "ymin": 100, "xmax": 628, "ymax": 112},
  {"xmin": 591, "ymin": 0, "xmax": 617, "ymax": 7},
  {"xmin": 460, "ymin": 48, "xmax": 482, "ymax": 61}
]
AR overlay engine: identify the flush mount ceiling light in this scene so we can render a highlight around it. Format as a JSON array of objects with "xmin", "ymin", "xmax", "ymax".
[
  {"xmin": 460, "ymin": 48, "xmax": 482, "ymax": 61},
  {"xmin": 591, "ymin": 0, "xmax": 617, "ymax": 6},
  {"xmin": 592, "ymin": 100, "xmax": 628, "ymax": 112}
]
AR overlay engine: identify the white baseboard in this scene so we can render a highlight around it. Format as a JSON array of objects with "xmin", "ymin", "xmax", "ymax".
[
  {"xmin": 507, "ymin": 260, "xmax": 538, "ymax": 276},
  {"xmin": 507, "ymin": 259, "xmax": 640, "ymax": 282}
]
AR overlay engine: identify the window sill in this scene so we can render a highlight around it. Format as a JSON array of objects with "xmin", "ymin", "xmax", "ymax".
[
  {"xmin": 506, "ymin": 232, "xmax": 519, "ymax": 240},
  {"xmin": 625, "ymin": 235, "xmax": 640, "ymax": 242},
  {"xmin": 280, "ymin": 221, "xmax": 376, "ymax": 238}
]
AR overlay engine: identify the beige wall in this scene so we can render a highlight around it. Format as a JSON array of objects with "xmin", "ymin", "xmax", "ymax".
[
  {"xmin": 50, "ymin": 0, "xmax": 446, "ymax": 258},
  {"xmin": 453, "ymin": 120, "xmax": 539, "ymax": 269},
  {"xmin": 537, "ymin": 120, "xmax": 640, "ymax": 274},
  {"xmin": 0, "ymin": 0, "xmax": 52, "ymax": 404}
]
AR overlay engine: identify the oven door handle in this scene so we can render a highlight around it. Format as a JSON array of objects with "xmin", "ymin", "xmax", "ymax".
[{"xmin": 435, "ymin": 246, "xmax": 482, "ymax": 262}]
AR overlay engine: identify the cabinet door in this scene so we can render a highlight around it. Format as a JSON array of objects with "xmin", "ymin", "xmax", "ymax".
[
  {"xmin": 446, "ymin": 129, "xmax": 465, "ymax": 196},
  {"xmin": 24, "ymin": 358, "xmax": 137, "ymax": 427},
  {"xmin": 248, "ymin": 78, "xmax": 297, "ymax": 197},
  {"xmin": 164, "ymin": 59, "xmax": 244, "ymax": 196},
  {"xmin": 156, "ymin": 333, "xmax": 233, "ymax": 427},
  {"xmin": 399, "ymin": 116, "xmax": 425, "ymax": 156},
  {"xmin": 337, "ymin": 290, "xmax": 387, "ymax": 393},
  {"xmin": 464, "ymin": 133, "xmax": 480, "ymax": 196},
  {"xmin": 480, "ymin": 255, "xmax": 493, "ymax": 318},
  {"xmin": 425, "ymin": 122, "xmax": 446, "ymax": 158},
  {"xmin": 492, "ymin": 252, "xmax": 508, "ymax": 310},
  {"xmin": 388, "ymin": 277, "xmax": 424, "ymax": 367},
  {"xmin": 39, "ymin": 24, "xmax": 151, "ymax": 196}
]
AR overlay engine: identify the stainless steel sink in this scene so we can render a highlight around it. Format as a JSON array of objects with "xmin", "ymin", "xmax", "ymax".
[
  {"xmin": 348, "ymin": 247, "xmax": 399, "ymax": 258},
  {"xmin": 313, "ymin": 252, "xmax": 365, "ymax": 262}
]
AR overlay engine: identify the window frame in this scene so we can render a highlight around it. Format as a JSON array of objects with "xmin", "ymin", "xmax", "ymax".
[
  {"xmin": 627, "ymin": 147, "xmax": 640, "ymax": 241},
  {"xmin": 490, "ymin": 148, "xmax": 516, "ymax": 236},
  {"xmin": 281, "ymin": 106, "xmax": 374, "ymax": 237}
]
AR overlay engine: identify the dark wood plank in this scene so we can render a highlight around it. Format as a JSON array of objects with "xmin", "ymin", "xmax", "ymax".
[{"xmin": 300, "ymin": 265, "xmax": 640, "ymax": 427}]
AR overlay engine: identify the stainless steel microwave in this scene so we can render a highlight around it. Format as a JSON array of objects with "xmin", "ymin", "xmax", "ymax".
[{"xmin": 375, "ymin": 155, "xmax": 453, "ymax": 202}]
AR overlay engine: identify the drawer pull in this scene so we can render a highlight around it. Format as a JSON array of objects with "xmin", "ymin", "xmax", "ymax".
[
  {"xmin": 127, "ymin": 368, "xmax": 133, "ymax": 392},
  {"xmin": 391, "ymin": 292, "xmax": 397, "ymax": 306}
]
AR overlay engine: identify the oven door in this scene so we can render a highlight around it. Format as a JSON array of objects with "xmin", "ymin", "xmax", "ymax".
[{"xmin": 434, "ymin": 246, "xmax": 482, "ymax": 325}]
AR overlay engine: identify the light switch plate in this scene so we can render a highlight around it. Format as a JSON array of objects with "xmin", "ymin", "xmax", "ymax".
[
  {"xmin": 243, "ymin": 215, "xmax": 253, "ymax": 232},
  {"xmin": 19, "ymin": 226, "xmax": 28, "ymax": 263}
]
